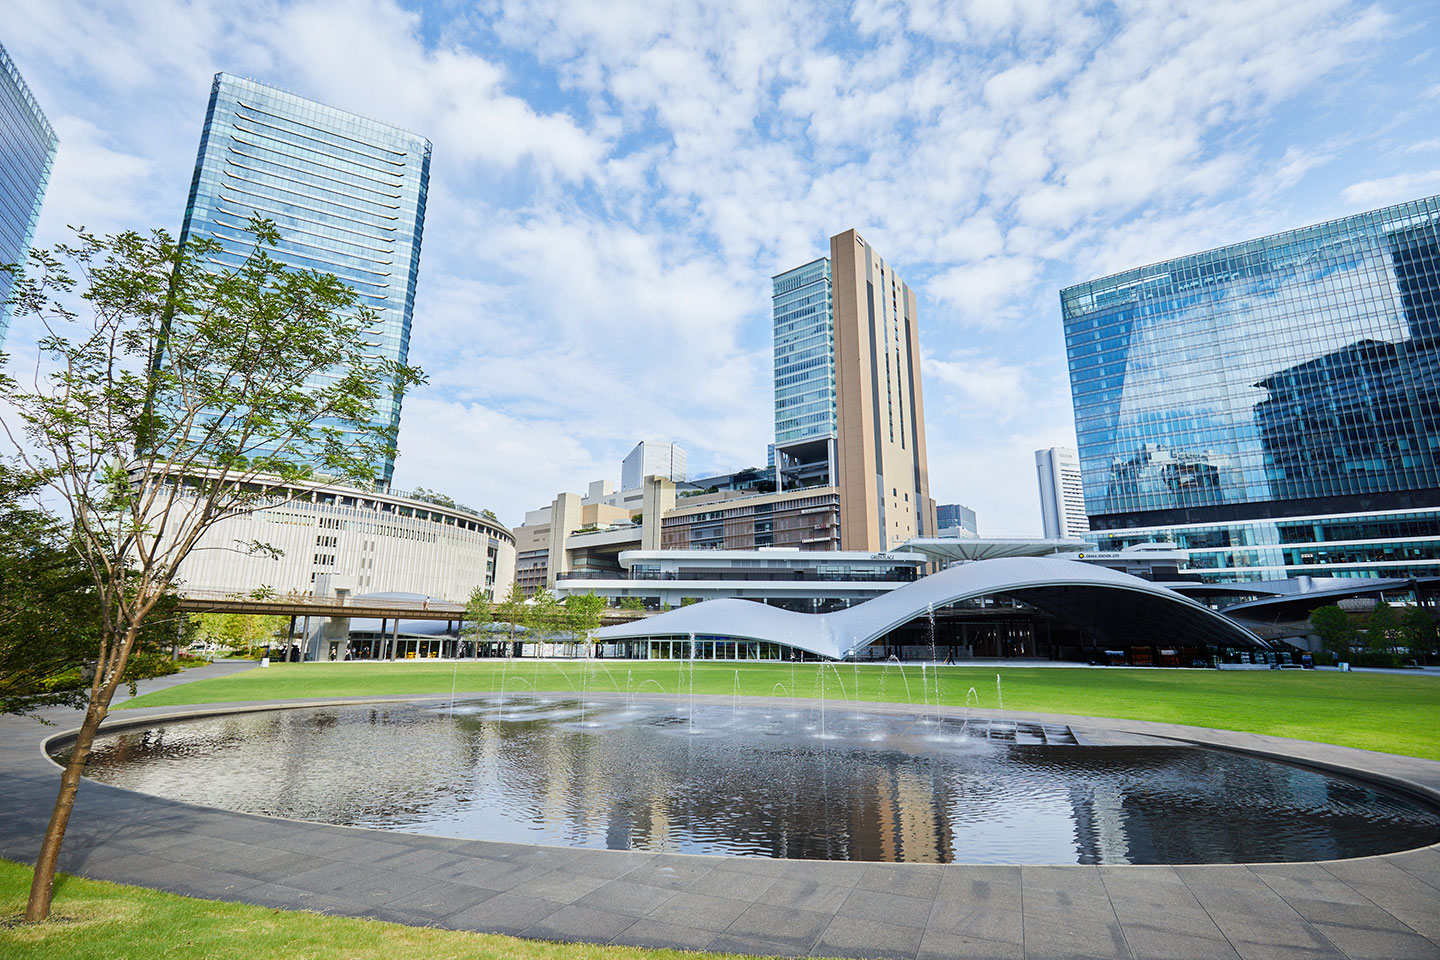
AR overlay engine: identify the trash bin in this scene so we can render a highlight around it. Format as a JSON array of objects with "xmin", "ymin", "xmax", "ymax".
[
  {"xmin": 1338, "ymin": 661, "xmax": 1350, "ymax": 672},
  {"xmin": 260, "ymin": 657, "xmax": 270, "ymax": 668}
]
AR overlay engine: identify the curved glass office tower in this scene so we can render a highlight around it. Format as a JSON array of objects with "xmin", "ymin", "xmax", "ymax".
[
  {"xmin": 179, "ymin": 74, "xmax": 431, "ymax": 486},
  {"xmin": 1061, "ymin": 197, "xmax": 1440, "ymax": 580},
  {"xmin": 0, "ymin": 42, "xmax": 58, "ymax": 345}
]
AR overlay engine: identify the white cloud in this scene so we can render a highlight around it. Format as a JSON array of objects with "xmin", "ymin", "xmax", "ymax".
[
  {"xmin": 259, "ymin": 0, "xmax": 609, "ymax": 182},
  {"xmin": 1265, "ymin": 145, "xmax": 1334, "ymax": 194},
  {"xmin": 924, "ymin": 350, "xmax": 1034, "ymax": 420},
  {"xmin": 932, "ymin": 215, "xmax": 1005, "ymax": 262},
  {"xmin": 1401, "ymin": 138, "xmax": 1440, "ymax": 156},
  {"xmin": 1341, "ymin": 169, "xmax": 1440, "ymax": 210},
  {"xmin": 32, "ymin": 117, "xmax": 154, "ymax": 234},
  {"xmin": 390, "ymin": 396, "xmax": 604, "ymax": 521},
  {"xmin": 928, "ymin": 257, "xmax": 1040, "ymax": 327}
]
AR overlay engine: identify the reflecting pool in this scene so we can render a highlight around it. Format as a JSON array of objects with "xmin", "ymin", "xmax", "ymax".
[{"xmin": 68, "ymin": 697, "xmax": 1440, "ymax": 864}]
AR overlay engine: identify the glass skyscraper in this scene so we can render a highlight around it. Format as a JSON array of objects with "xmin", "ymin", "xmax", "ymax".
[
  {"xmin": 1061, "ymin": 196, "xmax": 1440, "ymax": 580},
  {"xmin": 179, "ymin": 74, "xmax": 430, "ymax": 486},
  {"xmin": 773, "ymin": 257, "xmax": 836, "ymax": 447},
  {"xmin": 0, "ymin": 42, "xmax": 58, "ymax": 345},
  {"xmin": 773, "ymin": 232, "xmax": 934, "ymax": 550}
]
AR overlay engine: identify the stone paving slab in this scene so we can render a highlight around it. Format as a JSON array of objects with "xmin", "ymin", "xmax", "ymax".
[{"xmin": 1, "ymin": 674, "xmax": 1437, "ymax": 959}]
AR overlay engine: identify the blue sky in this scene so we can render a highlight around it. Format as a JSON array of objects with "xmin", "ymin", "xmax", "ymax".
[{"xmin": 3, "ymin": 0, "xmax": 1440, "ymax": 533}]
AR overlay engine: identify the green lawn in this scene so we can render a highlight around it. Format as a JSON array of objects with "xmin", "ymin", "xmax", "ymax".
[
  {"xmin": 0, "ymin": 860, "xmax": 747, "ymax": 960},
  {"xmin": 121, "ymin": 660, "xmax": 1440, "ymax": 760}
]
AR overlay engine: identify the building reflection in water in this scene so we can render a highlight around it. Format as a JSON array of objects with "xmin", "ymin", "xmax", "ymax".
[{"xmin": 72, "ymin": 699, "xmax": 1440, "ymax": 865}]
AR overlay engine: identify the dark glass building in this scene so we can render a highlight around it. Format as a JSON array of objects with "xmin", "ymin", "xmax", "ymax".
[
  {"xmin": 0, "ymin": 42, "xmax": 58, "ymax": 345},
  {"xmin": 179, "ymin": 74, "xmax": 430, "ymax": 486},
  {"xmin": 1061, "ymin": 197, "xmax": 1440, "ymax": 580},
  {"xmin": 936, "ymin": 502, "xmax": 977, "ymax": 535}
]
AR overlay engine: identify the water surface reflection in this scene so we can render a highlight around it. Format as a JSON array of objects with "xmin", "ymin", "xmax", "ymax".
[{"xmin": 70, "ymin": 697, "xmax": 1440, "ymax": 864}]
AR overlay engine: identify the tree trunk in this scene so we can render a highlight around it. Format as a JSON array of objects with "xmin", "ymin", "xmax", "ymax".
[
  {"xmin": 25, "ymin": 615, "xmax": 138, "ymax": 924},
  {"xmin": 24, "ymin": 688, "xmax": 113, "ymax": 921}
]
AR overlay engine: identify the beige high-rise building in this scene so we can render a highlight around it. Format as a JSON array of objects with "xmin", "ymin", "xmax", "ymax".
[{"xmin": 772, "ymin": 229, "xmax": 936, "ymax": 551}]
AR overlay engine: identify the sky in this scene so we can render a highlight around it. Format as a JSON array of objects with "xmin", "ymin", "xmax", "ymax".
[{"xmin": 3, "ymin": 0, "xmax": 1440, "ymax": 535}]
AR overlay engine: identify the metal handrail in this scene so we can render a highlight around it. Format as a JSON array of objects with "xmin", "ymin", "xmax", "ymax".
[{"xmin": 176, "ymin": 588, "xmax": 465, "ymax": 613}]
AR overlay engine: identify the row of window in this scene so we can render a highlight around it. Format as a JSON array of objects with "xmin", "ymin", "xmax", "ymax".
[{"xmin": 1095, "ymin": 510, "xmax": 1440, "ymax": 550}]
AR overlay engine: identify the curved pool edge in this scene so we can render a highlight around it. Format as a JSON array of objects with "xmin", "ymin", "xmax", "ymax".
[
  {"xmin": 7, "ymin": 692, "xmax": 1439, "ymax": 960},
  {"xmin": 40, "ymin": 691, "xmax": 1440, "ymax": 863}
]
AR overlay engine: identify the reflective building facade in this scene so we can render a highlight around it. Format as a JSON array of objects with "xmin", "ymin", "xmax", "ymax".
[
  {"xmin": 1062, "ymin": 197, "xmax": 1440, "ymax": 579},
  {"xmin": 773, "ymin": 257, "xmax": 836, "ymax": 450},
  {"xmin": 180, "ymin": 74, "xmax": 431, "ymax": 486},
  {"xmin": 0, "ymin": 42, "xmax": 58, "ymax": 344},
  {"xmin": 936, "ymin": 502, "xmax": 978, "ymax": 536}
]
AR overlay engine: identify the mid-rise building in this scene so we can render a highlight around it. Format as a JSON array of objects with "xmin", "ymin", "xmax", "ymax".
[
  {"xmin": 553, "ymin": 548, "xmax": 926, "ymax": 613},
  {"xmin": 513, "ymin": 487, "xmax": 639, "ymax": 593},
  {"xmin": 514, "ymin": 440, "xmax": 809, "ymax": 593},
  {"xmin": 1061, "ymin": 196, "xmax": 1440, "ymax": 580},
  {"xmin": 154, "ymin": 472, "xmax": 514, "ymax": 603},
  {"xmin": 178, "ymin": 74, "xmax": 431, "ymax": 486},
  {"xmin": 516, "ymin": 481, "xmax": 845, "ymax": 594},
  {"xmin": 621, "ymin": 441, "xmax": 686, "ymax": 490},
  {"xmin": 1035, "ymin": 447, "xmax": 1090, "ymax": 540},
  {"xmin": 772, "ymin": 230, "xmax": 936, "ymax": 550},
  {"xmin": 662, "ymin": 487, "xmax": 840, "ymax": 552},
  {"xmin": 0, "ymin": 42, "xmax": 58, "ymax": 344},
  {"xmin": 936, "ymin": 503, "xmax": 978, "ymax": 537}
]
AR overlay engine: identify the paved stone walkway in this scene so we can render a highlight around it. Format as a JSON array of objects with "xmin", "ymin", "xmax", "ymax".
[{"xmin": 2, "ymin": 675, "xmax": 1438, "ymax": 959}]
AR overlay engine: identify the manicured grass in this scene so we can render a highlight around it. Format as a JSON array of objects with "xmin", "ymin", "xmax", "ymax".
[
  {"xmin": 0, "ymin": 860, "xmax": 737, "ymax": 960},
  {"xmin": 120, "ymin": 660, "xmax": 1440, "ymax": 760}
]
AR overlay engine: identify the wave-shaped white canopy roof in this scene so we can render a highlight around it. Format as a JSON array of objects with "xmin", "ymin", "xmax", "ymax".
[{"xmin": 596, "ymin": 556, "xmax": 1266, "ymax": 659}]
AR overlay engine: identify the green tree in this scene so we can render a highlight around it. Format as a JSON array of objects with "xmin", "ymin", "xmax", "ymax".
[
  {"xmin": 408, "ymin": 486, "xmax": 458, "ymax": 508},
  {"xmin": 1309, "ymin": 605, "xmax": 1355, "ymax": 659},
  {"xmin": 0, "ymin": 462, "xmax": 98, "ymax": 716},
  {"xmin": 1400, "ymin": 606, "xmax": 1437, "ymax": 658},
  {"xmin": 526, "ymin": 588, "xmax": 563, "ymax": 652},
  {"xmin": 191, "ymin": 611, "xmax": 284, "ymax": 657},
  {"xmin": 191, "ymin": 612, "xmax": 237, "ymax": 650},
  {"xmin": 494, "ymin": 581, "xmax": 529, "ymax": 653},
  {"xmin": 0, "ymin": 461, "xmax": 186, "ymax": 716},
  {"xmin": 1, "ymin": 218, "xmax": 423, "ymax": 922},
  {"xmin": 564, "ymin": 592, "xmax": 605, "ymax": 655},
  {"xmin": 462, "ymin": 584, "xmax": 492, "ymax": 658},
  {"xmin": 618, "ymin": 595, "xmax": 647, "ymax": 611},
  {"xmin": 1365, "ymin": 602, "xmax": 1399, "ymax": 654}
]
